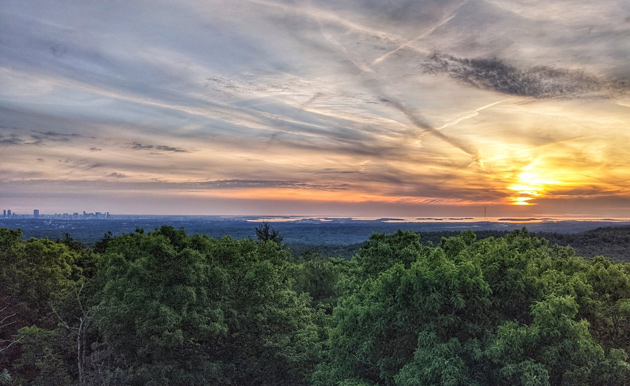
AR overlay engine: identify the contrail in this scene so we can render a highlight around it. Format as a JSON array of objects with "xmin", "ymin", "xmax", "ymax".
[
  {"xmin": 307, "ymin": 0, "xmax": 483, "ymax": 166},
  {"xmin": 385, "ymin": 98, "xmax": 481, "ymax": 165},
  {"xmin": 371, "ymin": 0, "xmax": 471, "ymax": 67},
  {"xmin": 249, "ymin": 0, "xmax": 406, "ymax": 48},
  {"xmin": 317, "ymin": 26, "xmax": 375, "ymax": 74},
  {"xmin": 435, "ymin": 99, "xmax": 508, "ymax": 132},
  {"xmin": 250, "ymin": 0, "xmax": 433, "ymax": 68},
  {"xmin": 301, "ymin": 92, "xmax": 324, "ymax": 109}
]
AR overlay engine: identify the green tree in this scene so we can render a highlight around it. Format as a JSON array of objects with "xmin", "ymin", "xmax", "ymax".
[
  {"xmin": 314, "ymin": 231, "xmax": 491, "ymax": 385},
  {"xmin": 91, "ymin": 227, "xmax": 323, "ymax": 385},
  {"xmin": 316, "ymin": 229, "xmax": 630, "ymax": 386},
  {"xmin": 92, "ymin": 229, "xmax": 226, "ymax": 384},
  {"xmin": 11, "ymin": 326, "xmax": 75, "ymax": 386},
  {"xmin": 0, "ymin": 228, "xmax": 91, "ymax": 381}
]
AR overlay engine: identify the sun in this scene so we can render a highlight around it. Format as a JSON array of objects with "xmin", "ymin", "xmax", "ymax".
[{"xmin": 507, "ymin": 165, "xmax": 554, "ymax": 205}]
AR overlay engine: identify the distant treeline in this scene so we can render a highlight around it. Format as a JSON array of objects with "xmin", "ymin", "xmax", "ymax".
[
  {"xmin": 1, "ymin": 226, "xmax": 630, "ymax": 385},
  {"xmin": 291, "ymin": 226, "xmax": 630, "ymax": 262}
]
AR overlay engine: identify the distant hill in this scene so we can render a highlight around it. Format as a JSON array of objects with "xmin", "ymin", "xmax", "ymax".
[
  {"xmin": 2, "ymin": 217, "xmax": 630, "ymax": 262},
  {"xmin": 289, "ymin": 227, "xmax": 630, "ymax": 262},
  {"xmin": 421, "ymin": 227, "xmax": 630, "ymax": 263},
  {"xmin": 536, "ymin": 226, "xmax": 630, "ymax": 262}
]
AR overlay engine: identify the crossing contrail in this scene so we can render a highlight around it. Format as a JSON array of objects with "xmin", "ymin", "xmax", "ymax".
[
  {"xmin": 371, "ymin": 0, "xmax": 471, "ymax": 67},
  {"xmin": 307, "ymin": 0, "xmax": 483, "ymax": 166}
]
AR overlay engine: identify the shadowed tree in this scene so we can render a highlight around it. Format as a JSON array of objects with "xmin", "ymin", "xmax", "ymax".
[{"xmin": 255, "ymin": 222, "xmax": 283, "ymax": 244}]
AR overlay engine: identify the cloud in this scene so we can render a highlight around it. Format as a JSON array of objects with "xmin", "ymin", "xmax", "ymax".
[
  {"xmin": 423, "ymin": 52, "xmax": 630, "ymax": 98},
  {"xmin": 0, "ymin": 108, "xmax": 90, "ymax": 147},
  {"xmin": 29, "ymin": 130, "xmax": 82, "ymax": 144},
  {"xmin": 128, "ymin": 142, "xmax": 189, "ymax": 153},
  {"xmin": 55, "ymin": 159, "xmax": 106, "ymax": 171},
  {"xmin": 0, "ymin": 178, "xmax": 348, "ymax": 193},
  {"xmin": 130, "ymin": 142, "xmax": 153, "ymax": 150},
  {"xmin": 0, "ymin": 134, "xmax": 26, "ymax": 146},
  {"xmin": 155, "ymin": 145, "xmax": 187, "ymax": 153},
  {"xmin": 34, "ymin": 130, "xmax": 81, "ymax": 139},
  {"xmin": 87, "ymin": 162, "xmax": 106, "ymax": 169},
  {"xmin": 0, "ymin": 131, "xmax": 83, "ymax": 146},
  {"xmin": 191, "ymin": 179, "xmax": 345, "ymax": 191},
  {"xmin": 291, "ymin": 7, "xmax": 484, "ymax": 164}
]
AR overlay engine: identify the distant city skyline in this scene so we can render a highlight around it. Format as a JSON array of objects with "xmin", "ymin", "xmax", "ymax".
[
  {"xmin": 2, "ymin": 1, "xmax": 630, "ymax": 217},
  {"xmin": 2, "ymin": 208, "xmax": 109, "ymax": 218}
]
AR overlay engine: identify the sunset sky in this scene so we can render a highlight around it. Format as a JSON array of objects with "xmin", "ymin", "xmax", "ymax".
[{"xmin": 2, "ymin": 0, "xmax": 630, "ymax": 217}]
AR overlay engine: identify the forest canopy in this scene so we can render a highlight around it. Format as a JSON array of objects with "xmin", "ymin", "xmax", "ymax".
[{"xmin": 1, "ymin": 226, "xmax": 630, "ymax": 385}]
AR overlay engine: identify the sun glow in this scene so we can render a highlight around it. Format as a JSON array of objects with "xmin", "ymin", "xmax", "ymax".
[{"xmin": 507, "ymin": 164, "xmax": 555, "ymax": 205}]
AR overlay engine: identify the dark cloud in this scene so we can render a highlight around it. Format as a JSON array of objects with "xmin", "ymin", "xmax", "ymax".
[
  {"xmin": 0, "ymin": 134, "xmax": 25, "ymax": 146},
  {"xmin": 28, "ymin": 134, "xmax": 45, "ymax": 145},
  {"xmin": 155, "ymin": 145, "xmax": 187, "ymax": 153},
  {"xmin": 0, "ymin": 129, "xmax": 83, "ymax": 146},
  {"xmin": 129, "ymin": 142, "xmax": 188, "ymax": 153},
  {"xmin": 55, "ymin": 159, "xmax": 106, "ymax": 171},
  {"xmin": 190, "ymin": 179, "xmax": 346, "ymax": 191},
  {"xmin": 34, "ymin": 130, "xmax": 81, "ymax": 139},
  {"xmin": 90, "ymin": 147, "xmax": 102, "ymax": 151},
  {"xmin": 423, "ymin": 52, "xmax": 629, "ymax": 98},
  {"xmin": 0, "ymin": 178, "xmax": 348, "ymax": 193},
  {"xmin": 130, "ymin": 142, "xmax": 154, "ymax": 150}
]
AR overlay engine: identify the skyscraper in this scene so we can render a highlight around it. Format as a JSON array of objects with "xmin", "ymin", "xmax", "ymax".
[
  {"xmin": 34, "ymin": 209, "xmax": 40, "ymax": 218},
  {"xmin": 2, "ymin": 210, "xmax": 5, "ymax": 217},
  {"xmin": 7, "ymin": 210, "xmax": 12, "ymax": 217}
]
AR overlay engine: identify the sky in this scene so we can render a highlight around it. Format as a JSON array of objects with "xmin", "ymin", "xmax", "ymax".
[{"xmin": 1, "ymin": 0, "xmax": 630, "ymax": 217}]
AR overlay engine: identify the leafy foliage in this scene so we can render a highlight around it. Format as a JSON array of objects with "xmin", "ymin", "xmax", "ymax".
[
  {"xmin": 315, "ymin": 229, "xmax": 630, "ymax": 385},
  {"xmin": 0, "ymin": 228, "xmax": 94, "ymax": 381},
  {"xmin": 91, "ymin": 226, "xmax": 322, "ymax": 385},
  {"xmin": 1, "ymin": 226, "xmax": 630, "ymax": 385}
]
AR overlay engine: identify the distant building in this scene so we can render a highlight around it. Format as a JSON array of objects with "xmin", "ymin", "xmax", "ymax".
[
  {"xmin": 7, "ymin": 210, "xmax": 12, "ymax": 217},
  {"xmin": 34, "ymin": 209, "xmax": 40, "ymax": 218},
  {"xmin": 2, "ymin": 210, "xmax": 5, "ymax": 217}
]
